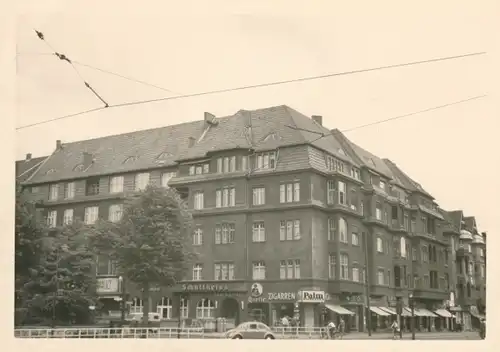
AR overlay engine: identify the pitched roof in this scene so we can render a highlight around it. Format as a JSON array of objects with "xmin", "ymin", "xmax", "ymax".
[
  {"xmin": 24, "ymin": 105, "xmax": 357, "ymax": 185},
  {"xmin": 463, "ymin": 216, "xmax": 477, "ymax": 231},
  {"xmin": 16, "ymin": 156, "xmax": 48, "ymax": 182},
  {"xmin": 382, "ymin": 159, "xmax": 434, "ymax": 199}
]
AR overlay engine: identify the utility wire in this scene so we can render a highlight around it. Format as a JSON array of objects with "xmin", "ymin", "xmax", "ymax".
[
  {"xmin": 16, "ymin": 51, "xmax": 486, "ymax": 131},
  {"xmin": 304, "ymin": 94, "xmax": 487, "ymax": 145},
  {"xmin": 71, "ymin": 61, "xmax": 182, "ymax": 95},
  {"xmin": 33, "ymin": 29, "xmax": 109, "ymax": 107}
]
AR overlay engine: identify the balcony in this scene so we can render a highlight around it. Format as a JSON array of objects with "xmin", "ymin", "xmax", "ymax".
[
  {"xmin": 456, "ymin": 244, "xmax": 473, "ymax": 258},
  {"xmin": 472, "ymin": 234, "xmax": 485, "ymax": 245},
  {"xmin": 411, "ymin": 288, "xmax": 448, "ymax": 301}
]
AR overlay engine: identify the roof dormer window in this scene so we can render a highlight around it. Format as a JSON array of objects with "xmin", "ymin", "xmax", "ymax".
[{"xmin": 123, "ymin": 156, "xmax": 139, "ymax": 164}]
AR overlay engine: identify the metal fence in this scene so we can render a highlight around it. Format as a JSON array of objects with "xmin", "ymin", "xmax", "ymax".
[
  {"xmin": 14, "ymin": 327, "xmax": 204, "ymax": 339},
  {"xmin": 15, "ymin": 326, "xmax": 328, "ymax": 339}
]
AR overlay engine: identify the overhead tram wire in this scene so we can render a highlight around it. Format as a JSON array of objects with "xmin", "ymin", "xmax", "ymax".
[
  {"xmin": 303, "ymin": 94, "xmax": 487, "ymax": 144},
  {"xmin": 33, "ymin": 29, "xmax": 110, "ymax": 108},
  {"xmin": 16, "ymin": 51, "xmax": 486, "ymax": 131}
]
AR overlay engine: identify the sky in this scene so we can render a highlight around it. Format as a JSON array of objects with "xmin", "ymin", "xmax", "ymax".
[{"xmin": 14, "ymin": 0, "xmax": 497, "ymax": 237}]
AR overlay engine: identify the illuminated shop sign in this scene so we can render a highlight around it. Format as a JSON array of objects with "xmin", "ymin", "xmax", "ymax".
[
  {"xmin": 297, "ymin": 290, "xmax": 325, "ymax": 303},
  {"xmin": 247, "ymin": 282, "xmax": 296, "ymax": 303}
]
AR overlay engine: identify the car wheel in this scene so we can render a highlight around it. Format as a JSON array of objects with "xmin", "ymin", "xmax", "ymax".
[
  {"xmin": 232, "ymin": 335, "xmax": 242, "ymax": 339},
  {"xmin": 265, "ymin": 335, "xmax": 274, "ymax": 340}
]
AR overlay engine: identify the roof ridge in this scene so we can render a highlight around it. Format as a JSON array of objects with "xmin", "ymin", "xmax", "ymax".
[{"xmin": 24, "ymin": 152, "xmax": 54, "ymax": 183}]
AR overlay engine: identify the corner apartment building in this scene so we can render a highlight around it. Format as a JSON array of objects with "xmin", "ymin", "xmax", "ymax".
[{"xmin": 18, "ymin": 105, "xmax": 486, "ymax": 331}]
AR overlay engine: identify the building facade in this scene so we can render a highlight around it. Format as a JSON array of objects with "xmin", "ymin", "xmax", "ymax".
[{"xmin": 18, "ymin": 105, "xmax": 487, "ymax": 331}]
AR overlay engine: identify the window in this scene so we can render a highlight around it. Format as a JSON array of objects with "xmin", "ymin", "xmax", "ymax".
[
  {"xmin": 31, "ymin": 186, "xmax": 39, "ymax": 194},
  {"xmin": 84, "ymin": 206, "xmax": 99, "ymax": 225},
  {"xmin": 252, "ymin": 222, "xmax": 265, "ymax": 242},
  {"xmin": 325, "ymin": 155, "xmax": 345, "ymax": 173},
  {"xmin": 410, "ymin": 215, "xmax": 417, "ymax": 232},
  {"xmin": 63, "ymin": 209, "xmax": 73, "ymax": 225},
  {"xmin": 189, "ymin": 163, "xmax": 209, "ymax": 175},
  {"xmin": 327, "ymin": 180, "xmax": 335, "ymax": 204},
  {"xmin": 352, "ymin": 266, "xmax": 360, "ymax": 282},
  {"xmin": 85, "ymin": 179, "xmax": 99, "ymax": 197},
  {"xmin": 110, "ymin": 176, "xmax": 124, "ymax": 193},
  {"xmin": 161, "ymin": 172, "xmax": 176, "ymax": 188},
  {"xmin": 375, "ymin": 202, "xmax": 382, "ymax": 220},
  {"xmin": 376, "ymin": 237, "xmax": 384, "ymax": 253},
  {"xmin": 338, "ymin": 181, "xmax": 347, "ymax": 205},
  {"xmin": 480, "ymin": 248, "xmax": 485, "ymax": 257},
  {"xmin": 156, "ymin": 297, "xmax": 173, "ymax": 320},
  {"xmin": 403, "ymin": 212, "xmax": 409, "ymax": 231},
  {"xmin": 96, "ymin": 255, "xmax": 116, "ymax": 276},
  {"xmin": 328, "ymin": 218, "xmax": 336, "ymax": 241},
  {"xmin": 280, "ymin": 220, "xmax": 301, "ymax": 241},
  {"xmin": 340, "ymin": 253, "xmax": 349, "ymax": 280},
  {"xmin": 350, "ymin": 167, "xmax": 361, "ymax": 180},
  {"xmin": 400, "ymin": 237, "xmax": 407, "ymax": 258},
  {"xmin": 351, "ymin": 230, "xmax": 359, "ymax": 246},
  {"xmin": 423, "ymin": 275, "xmax": 430, "ymax": 288},
  {"xmin": 241, "ymin": 156, "xmax": 248, "ymax": 171},
  {"xmin": 328, "ymin": 254, "xmax": 336, "ymax": 279},
  {"xmin": 216, "ymin": 187, "xmax": 236, "ymax": 208},
  {"xmin": 252, "ymin": 261, "xmax": 266, "ymax": 280},
  {"xmin": 252, "ymin": 187, "xmax": 266, "ymax": 205},
  {"xmin": 279, "ymin": 181, "xmax": 300, "ymax": 203},
  {"xmin": 193, "ymin": 228, "xmax": 203, "ymax": 245},
  {"xmin": 135, "ymin": 173, "xmax": 150, "ymax": 191},
  {"xmin": 379, "ymin": 180, "xmax": 386, "ymax": 190},
  {"xmin": 215, "ymin": 223, "xmax": 235, "ymax": 244},
  {"xmin": 422, "ymin": 246, "xmax": 429, "ymax": 262},
  {"xmin": 350, "ymin": 189, "xmax": 358, "ymax": 211},
  {"xmin": 412, "ymin": 247, "xmax": 417, "ymax": 261},
  {"xmin": 64, "ymin": 182, "xmax": 75, "ymax": 199},
  {"xmin": 256, "ymin": 151, "xmax": 276, "ymax": 170},
  {"xmin": 193, "ymin": 191, "xmax": 204, "ymax": 210},
  {"xmin": 49, "ymin": 184, "xmax": 59, "ymax": 200},
  {"xmin": 47, "ymin": 210, "xmax": 57, "ymax": 228},
  {"xmin": 192, "ymin": 264, "xmax": 203, "ymax": 281},
  {"xmin": 430, "ymin": 271, "xmax": 439, "ymax": 289},
  {"xmin": 180, "ymin": 298, "xmax": 189, "ymax": 319},
  {"xmin": 219, "ymin": 156, "xmax": 236, "ymax": 173},
  {"xmin": 280, "ymin": 259, "xmax": 300, "ymax": 279},
  {"xmin": 214, "ymin": 263, "xmax": 235, "ymax": 280},
  {"xmin": 339, "ymin": 218, "xmax": 348, "ymax": 243},
  {"xmin": 196, "ymin": 299, "xmax": 215, "ymax": 319},
  {"xmin": 480, "ymin": 264, "xmax": 485, "ymax": 278},
  {"xmin": 377, "ymin": 269, "xmax": 385, "ymax": 285},
  {"xmin": 130, "ymin": 298, "xmax": 143, "ymax": 314},
  {"xmin": 108, "ymin": 204, "xmax": 123, "ymax": 222}
]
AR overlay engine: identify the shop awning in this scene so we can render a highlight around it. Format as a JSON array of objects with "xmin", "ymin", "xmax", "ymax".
[
  {"xmin": 369, "ymin": 307, "xmax": 391, "ymax": 316},
  {"xmin": 379, "ymin": 306, "xmax": 411, "ymax": 317},
  {"xmin": 434, "ymin": 309, "xmax": 455, "ymax": 319},
  {"xmin": 324, "ymin": 304, "xmax": 355, "ymax": 315},
  {"xmin": 469, "ymin": 311, "xmax": 485, "ymax": 319},
  {"xmin": 404, "ymin": 307, "xmax": 426, "ymax": 317},
  {"xmin": 417, "ymin": 308, "xmax": 438, "ymax": 317}
]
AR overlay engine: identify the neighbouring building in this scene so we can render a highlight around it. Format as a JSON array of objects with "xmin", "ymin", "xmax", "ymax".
[{"xmin": 17, "ymin": 105, "xmax": 487, "ymax": 331}]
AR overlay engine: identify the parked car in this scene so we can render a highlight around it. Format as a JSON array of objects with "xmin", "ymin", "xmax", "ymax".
[
  {"xmin": 125, "ymin": 312, "xmax": 161, "ymax": 327},
  {"xmin": 224, "ymin": 321, "xmax": 276, "ymax": 340}
]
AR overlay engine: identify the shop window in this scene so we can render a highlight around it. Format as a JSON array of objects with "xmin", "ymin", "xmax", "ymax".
[
  {"xmin": 156, "ymin": 297, "xmax": 173, "ymax": 320},
  {"xmin": 196, "ymin": 298, "xmax": 215, "ymax": 319}
]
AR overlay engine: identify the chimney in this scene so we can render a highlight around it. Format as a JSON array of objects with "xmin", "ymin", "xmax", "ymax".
[
  {"xmin": 204, "ymin": 112, "xmax": 218, "ymax": 126},
  {"xmin": 188, "ymin": 136, "xmax": 196, "ymax": 148},
  {"xmin": 25, "ymin": 153, "xmax": 32, "ymax": 161},
  {"xmin": 82, "ymin": 152, "xmax": 94, "ymax": 167},
  {"xmin": 56, "ymin": 140, "xmax": 62, "ymax": 150},
  {"xmin": 311, "ymin": 115, "xmax": 323, "ymax": 126}
]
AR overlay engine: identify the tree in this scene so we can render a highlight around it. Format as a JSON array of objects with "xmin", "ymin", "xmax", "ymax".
[
  {"xmin": 15, "ymin": 182, "xmax": 47, "ymax": 324},
  {"xmin": 89, "ymin": 185, "xmax": 196, "ymax": 325},
  {"xmin": 23, "ymin": 220, "xmax": 99, "ymax": 326}
]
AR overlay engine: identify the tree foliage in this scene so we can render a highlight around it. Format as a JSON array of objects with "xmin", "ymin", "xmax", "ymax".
[
  {"xmin": 19, "ymin": 215, "xmax": 99, "ymax": 326},
  {"xmin": 89, "ymin": 185, "xmax": 196, "ymax": 324}
]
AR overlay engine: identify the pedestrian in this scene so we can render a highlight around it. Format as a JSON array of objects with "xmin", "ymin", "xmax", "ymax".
[
  {"xmin": 327, "ymin": 320, "xmax": 336, "ymax": 339},
  {"xmin": 338, "ymin": 318, "xmax": 345, "ymax": 339},
  {"xmin": 390, "ymin": 319, "xmax": 400, "ymax": 340},
  {"xmin": 281, "ymin": 315, "xmax": 289, "ymax": 333}
]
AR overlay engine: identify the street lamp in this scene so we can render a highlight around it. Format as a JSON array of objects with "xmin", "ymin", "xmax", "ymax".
[
  {"xmin": 118, "ymin": 276, "xmax": 126, "ymax": 325},
  {"xmin": 409, "ymin": 293, "xmax": 415, "ymax": 340}
]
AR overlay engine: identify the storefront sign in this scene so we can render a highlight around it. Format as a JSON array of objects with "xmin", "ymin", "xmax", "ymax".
[
  {"xmin": 247, "ymin": 282, "xmax": 296, "ymax": 303},
  {"xmin": 181, "ymin": 283, "xmax": 229, "ymax": 292},
  {"xmin": 340, "ymin": 294, "xmax": 363, "ymax": 303},
  {"xmin": 97, "ymin": 277, "xmax": 120, "ymax": 294},
  {"xmin": 297, "ymin": 290, "xmax": 325, "ymax": 303}
]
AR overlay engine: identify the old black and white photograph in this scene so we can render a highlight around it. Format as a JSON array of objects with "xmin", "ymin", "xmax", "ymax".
[{"xmin": 10, "ymin": 0, "xmax": 495, "ymax": 346}]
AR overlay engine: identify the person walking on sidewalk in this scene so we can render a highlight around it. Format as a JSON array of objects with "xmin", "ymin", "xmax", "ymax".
[
  {"xmin": 327, "ymin": 320, "xmax": 337, "ymax": 339},
  {"xmin": 338, "ymin": 318, "xmax": 345, "ymax": 339},
  {"xmin": 391, "ymin": 319, "xmax": 400, "ymax": 340}
]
